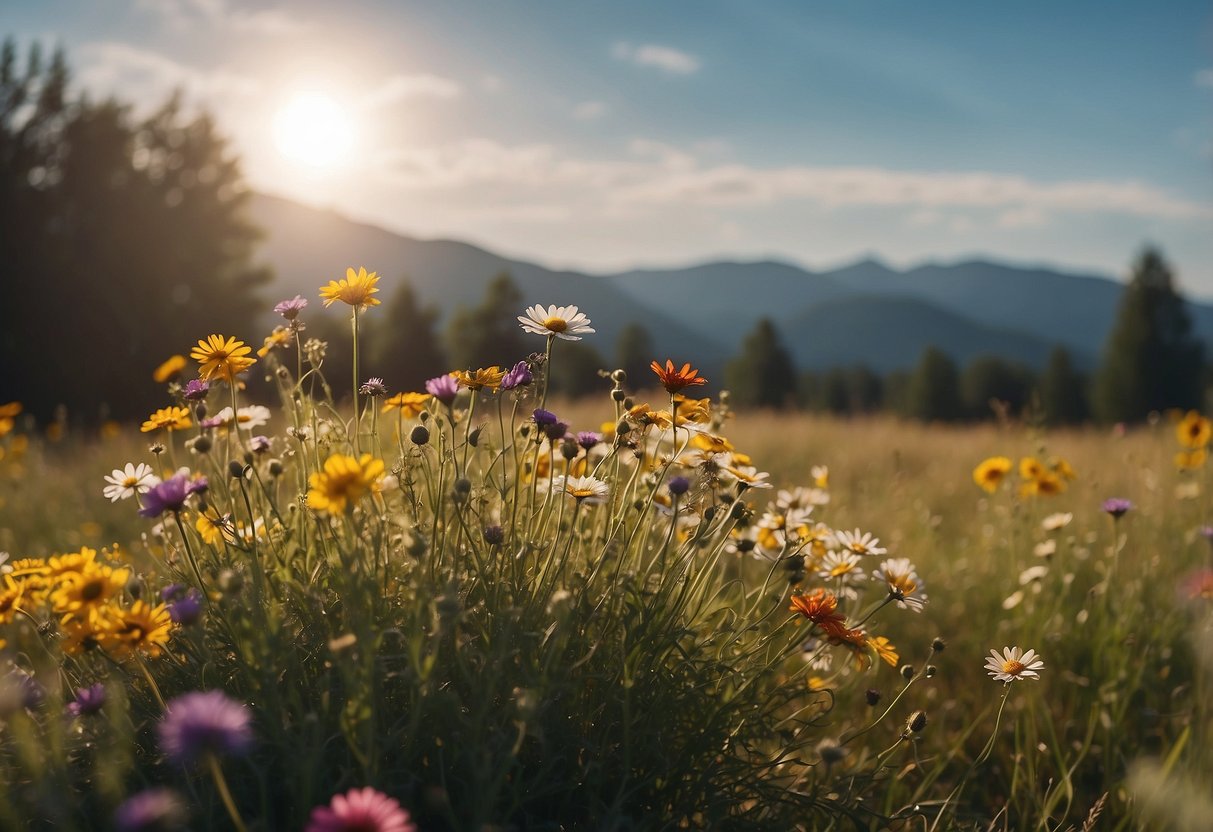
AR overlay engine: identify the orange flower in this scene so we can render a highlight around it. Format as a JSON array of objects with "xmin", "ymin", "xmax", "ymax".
[
  {"xmin": 650, "ymin": 359, "xmax": 707, "ymax": 394},
  {"xmin": 789, "ymin": 588, "xmax": 847, "ymax": 635},
  {"xmin": 453, "ymin": 367, "xmax": 506, "ymax": 392},
  {"xmin": 381, "ymin": 391, "xmax": 432, "ymax": 418}
]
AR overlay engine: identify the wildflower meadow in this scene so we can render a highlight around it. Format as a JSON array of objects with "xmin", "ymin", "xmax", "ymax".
[{"xmin": 1, "ymin": 270, "xmax": 1211, "ymax": 831}]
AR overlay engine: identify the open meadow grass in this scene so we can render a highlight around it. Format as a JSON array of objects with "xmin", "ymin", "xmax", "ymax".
[{"xmin": 1, "ymin": 293, "xmax": 1211, "ymax": 831}]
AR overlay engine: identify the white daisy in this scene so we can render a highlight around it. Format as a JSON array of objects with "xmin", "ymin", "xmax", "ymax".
[
  {"xmin": 835, "ymin": 528, "xmax": 887, "ymax": 557},
  {"xmin": 102, "ymin": 462, "xmax": 156, "ymax": 502},
  {"xmin": 1041, "ymin": 512, "xmax": 1073, "ymax": 532},
  {"xmin": 723, "ymin": 464, "xmax": 773, "ymax": 489},
  {"xmin": 873, "ymin": 557, "xmax": 928, "ymax": 611},
  {"xmin": 819, "ymin": 551, "xmax": 866, "ymax": 598},
  {"xmin": 554, "ymin": 475, "xmax": 609, "ymax": 503},
  {"xmin": 517, "ymin": 304, "xmax": 595, "ymax": 341},
  {"xmin": 984, "ymin": 646, "xmax": 1044, "ymax": 683}
]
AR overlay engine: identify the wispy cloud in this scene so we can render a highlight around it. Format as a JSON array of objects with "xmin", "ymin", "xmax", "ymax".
[
  {"xmin": 572, "ymin": 100, "xmax": 608, "ymax": 121},
  {"xmin": 361, "ymin": 74, "xmax": 462, "ymax": 109},
  {"xmin": 77, "ymin": 42, "xmax": 260, "ymax": 104},
  {"xmin": 612, "ymin": 42, "xmax": 700, "ymax": 75},
  {"xmin": 137, "ymin": 0, "xmax": 306, "ymax": 34},
  {"xmin": 373, "ymin": 138, "xmax": 1210, "ymax": 223}
]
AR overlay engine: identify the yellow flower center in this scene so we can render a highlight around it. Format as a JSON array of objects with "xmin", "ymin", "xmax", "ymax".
[
  {"xmin": 1002, "ymin": 659, "xmax": 1026, "ymax": 675},
  {"xmin": 570, "ymin": 487, "xmax": 595, "ymax": 498},
  {"xmin": 123, "ymin": 476, "xmax": 139, "ymax": 488},
  {"xmin": 543, "ymin": 317, "xmax": 568, "ymax": 332},
  {"xmin": 890, "ymin": 574, "xmax": 917, "ymax": 595}
]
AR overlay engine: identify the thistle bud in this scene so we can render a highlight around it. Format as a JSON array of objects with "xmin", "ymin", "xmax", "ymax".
[
  {"xmin": 865, "ymin": 688, "xmax": 882, "ymax": 707},
  {"xmin": 900, "ymin": 664, "xmax": 915, "ymax": 680},
  {"xmin": 410, "ymin": 425, "xmax": 430, "ymax": 446},
  {"xmin": 228, "ymin": 460, "xmax": 245, "ymax": 479},
  {"xmin": 931, "ymin": 637, "xmax": 946, "ymax": 653},
  {"xmin": 907, "ymin": 710, "xmax": 928, "ymax": 734},
  {"xmin": 611, "ymin": 369, "xmax": 627, "ymax": 384},
  {"xmin": 192, "ymin": 434, "xmax": 212, "ymax": 454}
]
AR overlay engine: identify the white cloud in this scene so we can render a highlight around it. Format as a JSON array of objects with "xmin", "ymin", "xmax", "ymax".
[
  {"xmin": 573, "ymin": 100, "xmax": 608, "ymax": 120},
  {"xmin": 77, "ymin": 42, "xmax": 260, "ymax": 104},
  {"xmin": 138, "ymin": 0, "xmax": 306, "ymax": 34},
  {"xmin": 372, "ymin": 138, "xmax": 1211, "ymax": 224},
  {"xmin": 612, "ymin": 42, "xmax": 700, "ymax": 75},
  {"xmin": 361, "ymin": 74, "xmax": 462, "ymax": 109},
  {"xmin": 1196, "ymin": 68, "xmax": 1213, "ymax": 89}
]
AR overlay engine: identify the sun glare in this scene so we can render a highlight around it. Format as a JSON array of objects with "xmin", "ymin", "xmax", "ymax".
[{"xmin": 272, "ymin": 91, "xmax": 354, "ymax": 168}]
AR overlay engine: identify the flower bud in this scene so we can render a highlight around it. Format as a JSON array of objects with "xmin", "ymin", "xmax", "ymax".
[
  {"xmin": 907, "ymin": 710, "xmax": 928, "ymax": 734},
  {"xmin": 483, "ymin": 525, "xmax": 504, "ymax": 546},
  {"xmin": 611, "ymin": 369, "xmax": 627, "ymax": 384},
  {"xmin": 925, "ymin": 665, "xmax": 937, "ymax": 678},
  {"xmin": 410, "ymin": 425, "xmax": 430, "ymax": 446},
  {"xmin": 865, "ymin": 688, "xmax": 882, "ymax": 707},
  {"xmin": 268, "ymin": 459, "xmax": 284, "ymax": 477},
  {"xmin": 611, "ymin": 388, "xmax": 626, "ymax": 402},
  {"xmin": 192, "ymin": 435, "xmax": 212, "ymax": 454},
  {"xmin": 900, "ymin": 664, "xmax": 915, "ymax": 680},
  {"xmin": 228, "ymin": 460, "xmax": 245, "ymax": 479},
  {"xmin": 931, "ymin": 637, "xmax": 946, "ymax": 653}
]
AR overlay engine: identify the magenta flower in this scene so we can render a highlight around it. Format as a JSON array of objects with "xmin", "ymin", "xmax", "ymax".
[
  {"xmin": 532, "ymin": 408, "xmax": 558, "ymax": 426},
  {"xmin": 425, "ymin": 374, "xmax": 459, "ymax": 405},
  {"xmin": 114, "ymin": 788, "xmax": 188, "ymax": 832},
  {"xmin": 182, "ymin": 379, "xmax": 210, "ymax": 401},
  {"xmin": 359, "ymin": 377, "xmax": 388, "ymax": 397},
  {"xmin": 139, "ymin": 474, "xmax": 208, "ymax": 518},
  {"xmin": 274, "ymin": 295, "xmax": 309, "ymax": 321},
  {"xmin": 576, "ymin": 431, "xmax": 601, "ymax": 450},
  {"xmin": 67, "ymin": 683, "xmax": 107, "ymax": 717},
  {"xmin": 158, "ymin": 690, "xmax": 253, "ymax": 765},
  {"xmin": 501, "ymin": 360, "xmax": 533, "ymax": 390},
  {"xmin": 1102, "ymin": 498, "xmax": 1133, "ymax": 518},
  {"xmin": 306, "ymin": 787, "xmax": 416, "ymax": 832}
]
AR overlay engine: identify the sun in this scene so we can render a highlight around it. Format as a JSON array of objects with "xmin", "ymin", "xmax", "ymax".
[{"xmin": 272, "ymin": 91, "xmax": 355, "ymax": 168}]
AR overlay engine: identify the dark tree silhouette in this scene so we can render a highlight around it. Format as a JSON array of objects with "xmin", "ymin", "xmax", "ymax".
[
  {"xmin": 370, "ymin": 277, "xmax": 447, "ymax": 391},
  {"xmin": 905, "ymin": 346, "xmax": 963, "ymax": 422},
  {"xmin": 725, "ymin": 318, "xmax": 797, "ymax": 408}
]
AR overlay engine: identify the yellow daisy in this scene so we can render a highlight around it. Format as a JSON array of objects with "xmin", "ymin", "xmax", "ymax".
[
  {"xmin": 141, "ymin": 406, "xmax": 192, "ymax": 433},
  {"xmin": 152, "ymin": 354, "xmax": 187, "ymax": 383},
  {"xmin": 191, "ymin": 334, "xmax": 256, "ymax": 384},
  {"xmin": 320, "ymin": 266, "xmax": 381, "ymax": 310},
  {"xmin": 381, "ymin": 391, "xmax": 433, "ymax": 418},
  {"xmin": 972, "ymin": 456, "xmax": 1013, "ymax": 493},
  {"xmin": 307, "ymin": 453, "xmax": 386, "ymax": 513}
]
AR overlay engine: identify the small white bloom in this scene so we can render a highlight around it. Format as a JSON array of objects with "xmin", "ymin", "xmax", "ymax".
[
  {"xmin": 1041, "ymin": 512, "xmax": 1072, "ymax": 532},
  {"xmin": 517, "ymin": 304, "xmax": 595, "ymax": 341},
  {"xmin": 873, "ymin": 557, "xmax": 927, "ymax": 611},
  {"xmin": 984, "ymin": 646, "xmax": 1044, "ymax": 683},
  {"xmin": 1018, "ymin": 565, "xmax": 1050, "ymax": 584},
  {"xmin": 819, "ymin": 551, "xmax": 866, "ymax": 598},
  {"xmin": 1033, "ymin": 539, "xmax": 1057, "ymax": 558},
  {"xmin": 554, "ymin": 475, "xmax": 609, "ymax": 503},
  {"xmin": 835, "ymin": 528, "xmax": 887, "ymax": 557},
  {"xmin": 810, "ymin": 465, "xmax": 829, "ymax": 488},
  {"xmin": 723, "ymin": 464, "xmax": 772, "ymax": 489},
  {"xmin": 102, "ymin": 462, "xmax": 156, "ymax": 502}
]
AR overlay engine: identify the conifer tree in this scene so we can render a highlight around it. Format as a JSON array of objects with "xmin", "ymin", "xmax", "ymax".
[
  {"xmin": 370, "ymin": 277, "xmax": 447, "ymax": 391},
  {"xmin": 614, "ymin": 323, "xmax": 654, "ymax": 388},
  {"xmin": 905, "ymin": 346, "xmax": 962, "ymax": 422},
  {"xmin": 724, "ymin": 318, "xmax": 797, "ymax": 408},
  {"xmin": 1038, "ymin": 346, "xmax": 1088, "ymax": 425},
  {"xmin": 445, "ymin": 272, "xmax": 529, "ymax": 370}
]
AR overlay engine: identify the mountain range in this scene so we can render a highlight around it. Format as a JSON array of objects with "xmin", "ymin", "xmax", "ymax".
[{"xmin": 249, "ymin": 193, "xmax": 1213, "ymax": 377}]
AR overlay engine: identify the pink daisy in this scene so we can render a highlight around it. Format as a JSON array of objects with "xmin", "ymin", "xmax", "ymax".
[{"xmin": 306, "ymin": 787, "xmax": 416, "ymax": 832}]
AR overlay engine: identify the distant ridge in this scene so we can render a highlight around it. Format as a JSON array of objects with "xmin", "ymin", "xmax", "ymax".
[{"xmin": 248, "ymin": 193, "xmax": 1213, "ymax": 374}]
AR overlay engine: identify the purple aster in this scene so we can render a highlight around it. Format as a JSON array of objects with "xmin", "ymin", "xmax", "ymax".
[
  {"xmin": 168, "ymin": 589, "xmax": 204, "ymax": 626},
  {"xmin": 250, "ymin": 435, "xmax": 272, "ymax": 454},
  {"xmin": 532, "ymin": 408, "xmax": 558, "ymax": 427},
  {"xmin": 501, "ymin": 360, "xmax": 533, "ymax": 390},
  {"xmin": 306, "ymin": 787, "xmax": 417, "ymax": 832},
  {"xmin": 576, "ymin": 431, "xmax": 601, "ymax": 450},
  {"xmin": 667, "ymin": 475, "xmax": 691, "ymax": 496},
  {"xmin": 182, "ymin": 379, "xmax": 210, "ymax": 401},
  {"xmin": 425, "ymin": 374, "xmax": 460, "ymax": 405},
  {"xmin": 199, "ymin": 415, "xmax": 224, "ymax": 430},
  {"xmin": 543, "ymin": 421, "xmax": 569, "ymax": 442},
  {"xmin": 1, "ymin": 671, "xmax": 44, "ymax": 712},
  {"xmin": 483, "ymin": 525, "xmax": 505, "ymax": 546},
  {"xmin": 160, "ymin": 583, "xmax": 187, "ymax": 602},
  {"xmin": 139, "ymin": 474, "xmax": 208, "ymax": 518},
  {"xmin": 1102, "ymin": 498, "xmax": 1133, "ymax": 518},
  {"xmin": 274, "ymin": 295, "xmax": 308, "ymax": 321},
  {"xmin": 158, "ymin": 690, "xmax": 253, "ymax": 766},
  {"xmin": 67, "ymin": 683, "xmax": 107, "ymax": 718},
  {"xmin": 114, "ymin": 787, "xmax": 188, "ymax": 832},
  {"xmin": 359, "ymin": 377, "xmax": 388, "ymax": 397}
]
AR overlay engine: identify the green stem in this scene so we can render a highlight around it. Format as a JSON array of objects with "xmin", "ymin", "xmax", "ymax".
[{"xmin": 207, "ymin": 754, "xmax": 249, "ymax": 832}]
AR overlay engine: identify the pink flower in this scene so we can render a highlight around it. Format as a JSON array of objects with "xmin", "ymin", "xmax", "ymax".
[{"xmin": 306, "ymin": 787, "xmax": 416, "ymax": 832}]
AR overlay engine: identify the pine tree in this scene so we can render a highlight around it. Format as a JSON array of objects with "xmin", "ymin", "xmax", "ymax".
[
  {"xmin": 370, "ymin": 278, "xmax": 447, "ymax": 391},
  {"xmin": 614, "ymin": 323, "xmax": 654, "ymax": 389},
  {"xmin": 444, "ymin": 272, "xmax": 529, "ymax": 370},
  {"xmin": 724, "ymin": 319, "xmax": 797, "ymax": 408},
  {"xmin": 905, "ymin": 347, "xmax": 962, "ymax": 422},
  {"xmin": 960, "ymin": 356, "xmax": 1034, "ymax": 419},
  {"xmin": 548, "ymin": 341, "xmax": 608, "ymax": 398},
  {"xmin": 1094, "ymin": 248, "xmax": 1204, "ymax": 423},
  {"xmin": 1038, "ymin": 346, "xmax": 1088, "ymax": 425}
]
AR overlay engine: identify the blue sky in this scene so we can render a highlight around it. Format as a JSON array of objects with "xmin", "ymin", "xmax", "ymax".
[{"xmin": 9, "ymin": 0, "xmax": 1213, "ymax": 291}]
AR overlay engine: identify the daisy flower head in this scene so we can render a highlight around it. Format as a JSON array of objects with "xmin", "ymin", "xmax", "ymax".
[
  {"xmin": 381, "ymin": 391, "xmax": 432, "ymax": 418},
  {"xmin": 103, "ymin": 463, "xmax": 157, "ymax": 502},
  {"xmin": 258, "ymin": 326, "xmax": 293, "ymax": 357},
  {"xmin": 102, "ymin": 601, "xmax": 174, "ymax": 659},
  {"xmin": 985, "ymin": 646, "xmax": 1044, "ymax": 683},
  {"xmin": 152, "ymin": 355, "xmax": 187, "ymax": 384},
  {"xmin": 1177, "ymin": 410, "xmax": 1212, "ymax": 449},
  {"xmin": 819, "ymin": 551, "xmax": 866, "ymax": 598},
  {"xmin": 650, "ymin": 359, "xmax": 707, "ymax": 394},
  {"xmin": 158, "ymin": 690, "xmax": 253, "ymax": 766},
  {"xmin": 1041, "ymin": 512, "xmax": 1073, "ymax": 532},
  {"xmin": 190, "ymin": 335, "xmax": 256, "ymax": 384},
  {"xmin": 972, "ymin": 456, "xmax": 1013, "ymax": 493},
  {"xmin": 835, "ymin": 528, "xmax": 887, "ymax": 557},
  {"xmin": 306, "ymin": 453, "xmax": 385, "ymax": 514},
  {"xmin": 788, "ymin": 588, "xmax": 846, "ymax": 634},
  {"xmin": 140, "ymin": 406, "xmax": 192, "ymax": 434},
  {"xmin": 425, "ymin": 374, "xmax": 460, "ymax": 405},
  {"xmin": 320, "ymin": 266, "xmax": 381, "ymax": 310},
  {"xmin": 306, "ymin": 787, "xmax": 417, "ymax": 832},
  {"xmin": 873, "ymin": 558, "xmax": 927, "ymax": 611},
  {"xmin": 518, "ymin": 304, "xmax": 595, "ymax": 341},
  {"xmin": 274, "ymin": 294, "xmax": 308, "ymax": 321},
  {"xmin": 554, "ymin": 475, "xmax": 609, "ymax": 504},
  {"xmin": 453, "ymin": 366, "xmax": 506, "ymax": 392}
]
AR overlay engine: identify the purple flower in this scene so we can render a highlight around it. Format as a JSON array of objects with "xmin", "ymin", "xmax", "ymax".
[
  {"xmin": 1, "ymin": 671, "xmax": 44, "ymax": 712},
  {"xmin": 667, "ymin": 476, "xmax": 691, "ymax": 496},
  {"xmin": 544, "ymin": 421, "xmax": 569, "ymax": 442},
  {"xmin": 425, "ymin": 374, "xmax": 459, "ymax": 405},
  {"xmin": 532, "ymin": 408, "xmax": 558, "ymax": 427},
  {"xmin": 1102, "ymin": 498, "xmax": 1133, "ymax": 518},
  {"xmin": 250, "ymin": 435, "xmax": 272, "ymax": 454},
  {"xmin": 576, "ymin": 431, "xmax": 601, "ymax": 450},
  {"xmin": 67, "ymin": 683, "xmax": 107, "ymax": 718},
  {"xmin": 501, "ymin": 360, "xmax": 533, "ymax": 390},
  {"xmin": 306, "ymin": 787, "xmax": 417, "ymax": 832},
  {"xmin": 168, "ymin": 589, "xmax": 205, "ymax": 626},
  {"xmin": 182, "ymin": 379, "xmax": 210, "ymax": 401},
  {"xmin": 160, "ymin": 583, "xmax": 187, "ymax": 602},
  {"xmin": 139, "ymin": 474, "xmax": 208, "ymax": 518},
  {"xmin": 158, "ymin": 690, "xmax": 253, "ymax": 766},
  {"xmin": 274, "ymin": 295, "xmax": 308, "ymax": 321},
  {"xmin": 199, "ymin": 415, "xmax": 224, "ymax": 429},
  {"xmin": 359, "ymin": 377, "xmax": 388, "ymax": 397},
  {"xmin": 114, "ymin": 788, "xmax": 188, "ymax": 832}
]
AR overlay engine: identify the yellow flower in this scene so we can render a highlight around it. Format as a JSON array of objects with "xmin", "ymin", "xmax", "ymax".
[
  {"xmin": 195, "ymin": 509, "xmax": 236, "ymax": 545},
  {"xmin": 0, "ymin": 577, "xmax": 25, "ymax": 625},
  {"xmin": 320, "ymin": 266, "xmax": 381, "ymax": 310},
  {"xmin": 870, "ymin": 635, "xmax": 899, "ymax": 667},
  {"xmin": 1018, "ymin": 456, "xmax": 1044, "ymax": 480},
  {"xmin": 453, "ymin": 367, "xmax": 506, "ymax": 392},
  {"xmin": 307, "ymin": 453, "xmax": 386, "ymax": 513},
  {"xmin": 672, "ymin": 395, "xmax": 711, "ymax": 425},
  {"xmin": 46, "ymin": 547, "xmax": 100, "ymax": 580},
  {"xmin": 191, "ymin": 334, "xmax": 257, "ymax": 384},
  {"xmin": 381, "ymin": 391, "xmax": 432, "ymax": 418},
  {"xmin": 257, "ymin": 326, "xmax": 293, "ymax": 357},
  {"xmin": 1177, "ymin": 410, "xmax": 1212, "ymax": 449},
  {"xmin": 59, "ymin": 612, "xmax": 107, "ymax": 655},
  {"xmin": 973, "ymin": 456, "xmax": 1013, "ymax": 493},
  {"xmin": 101, "ymin": 601, "xmax": 174, "ymax": 659},
  {"xmin": 1176, "ymin": 448, "xmax": 1208, "ymax": 470},
  {"xmin": 627, "ymin": 403, "xmax": 672, "ymax": 430},
  {"xmin": 1052, "ymin": 457, "xmax": 1077, "ymax": 481},
  {"xmin": 153, "ymin": 354, "xmax": 187, "ymax": 383},
  {"xmin": 51, "ymin": 562, "xmax": 131, "ymax": 616},
  {"xmin": 141, "ymin": 406, "xmax": 193, "ymax": 433}
]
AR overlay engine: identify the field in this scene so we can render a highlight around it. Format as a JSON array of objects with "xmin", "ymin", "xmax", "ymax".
[{"xmin": 1, "ymin": 302, "xmax": 1211, "ymax": 831}]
